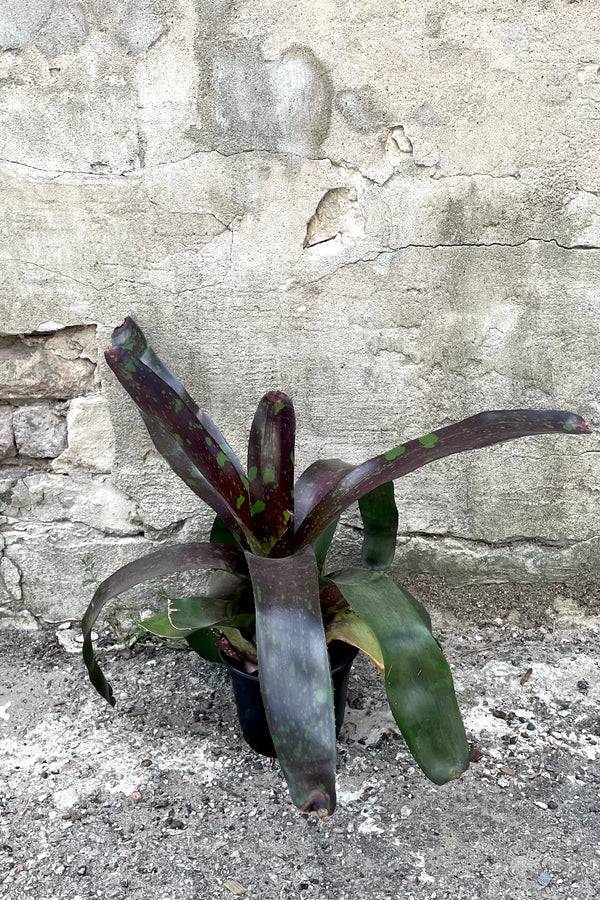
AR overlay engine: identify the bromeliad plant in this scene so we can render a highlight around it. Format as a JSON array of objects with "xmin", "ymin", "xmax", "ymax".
[{"xmin": 82, "ymin": 317, "xmax": 590, "ymax": 817}]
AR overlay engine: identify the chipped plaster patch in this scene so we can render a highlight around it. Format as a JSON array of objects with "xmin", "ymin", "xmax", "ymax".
[{"xmin": 385, "ymin": 125, "xmax": 413, "ymax": 163}]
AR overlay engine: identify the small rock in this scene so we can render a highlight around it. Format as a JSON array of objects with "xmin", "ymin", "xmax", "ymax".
[
  {"xmin": 538, "ymin": 873, "xmax": 552, "ymax": 887},
  {"xmin": 400, "ymin": 806, "xmax": 412, "ymax": 818},
  {"xmin": 224, "ymin": 879, "xmax": 246, "ymax": 895},
  {"xmin": 0, "ymin": 557, "xmax": 21, "ymax": 602},
  {"xmin": 13, "ymin": 404, "xmax": 67, "ymax": 458},
  {"xmin": 547, "ymin": 800, "xmax": 558, "ymax": 810},
  {"xmin": 130, "ymin": 791, "xmax": 142, "ymax": 802},
  {"xmin": 535, "ymin": 801, "xmax": 548, "ymax": 810},
  {"xmin": 526, "ymin": 722, "xmax": 535, "ymax": 731},
  {"xmin": 520, "ymin": 667, "xmax": 533, "ymax": 686},
  {"xmin": 77, "ymin": 865, "xmax": 87, "ymax": 876},
  {"xmin": 0, "ymin": 407, "xmax": 15, "ymax": 460},
  {"xmin": 141, "ymin": 759, "xmax": 152, "ymax": 767},
  {"xmin": 52, "ymin": 394, "xmax": 115, "ymax": 473},
  {"xmin": 56, "ymin": 630, "xmax": 83, "ymax": 654}
]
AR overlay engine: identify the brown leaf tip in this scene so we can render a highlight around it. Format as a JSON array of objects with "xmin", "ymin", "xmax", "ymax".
[
  {"xmin": 263, "ymin": 390, "xmax": 293, "ymax": 405},
  {"xmin": 300, "ymin": 789, "xmax": 335, "ymax": 818}
]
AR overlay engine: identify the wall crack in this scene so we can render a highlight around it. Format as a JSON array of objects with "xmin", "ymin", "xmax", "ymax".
[
  {"xmin": 340, "ymin": 523, "xmax": 599, "ymax": 552},
  {"xmin": 301, "ymin": 238, "xmax": 600, "ymax": 288}
]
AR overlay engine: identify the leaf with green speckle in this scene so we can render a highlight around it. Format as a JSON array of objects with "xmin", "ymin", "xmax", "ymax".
[
  {"xmin": 105, "ymin": 335, "xmax": 255, "ymax": 550},
  {"xmin": 294, "ymin": 409, "xmax": 590, "ymax": 551},
  {"xmin": 385, "ymin": 445, "xmax": 406, "ymax": 461},
  {"xmin": 246, "ymin": 391, "xmax": 296, "ymax": 552},
  {"xmin": 245, "ymin": 546, "xmax": 336, "ymax": 817},
  {"xmin": 110, "ymin": 317, "xmax": 245, "ymax": 472}
]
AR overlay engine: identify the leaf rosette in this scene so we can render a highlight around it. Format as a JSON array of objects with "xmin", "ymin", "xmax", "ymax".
[{"xmin": 82, "ymin": 316, "xmax": 591, "ymax": 817}]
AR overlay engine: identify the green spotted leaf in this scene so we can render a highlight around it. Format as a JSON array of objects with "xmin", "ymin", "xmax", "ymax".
[
  {"xmin": 295, "ymin": 410, "xmax": 590, "ymax": 550},
  {"xmin": 246, "ymin": 391, "xmax": 295, "ymax": 554},
  {"xmin": 245, "ymin": 546, "xmax": 336, "ymax": 816},
  {"xmin": 105, "ymin": 320, "xmax": 256, "ymax": 550}
]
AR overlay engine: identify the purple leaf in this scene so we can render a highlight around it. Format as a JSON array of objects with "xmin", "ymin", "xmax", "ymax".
[
  {"xmin": 82, "ymin": 542, "xmax": 246, "ymax": 705},
  {"xmin": 106, "ymin": 345, "xmax": 256, "ymax": 547},
  {"xmin": 245, "ymin": 546, "xmax": 337, "ymax": 816},
  {"xmin": 111, "ymin": 317, "xmax": 245, "ymax": 477},
  {"xmin": 247, "ymin": 391, "xmax": 295, "ymax": 554},
  {"xmin": 293, "ymin": 459, "xmax": 354, "ymax": 529},
  {"xmin": 295, "ymin": 409, "xmax": 590, "ymax": 550},
  {"xmin": 140, "ymin": 414, "xmax": 250, "ymax": 546}
]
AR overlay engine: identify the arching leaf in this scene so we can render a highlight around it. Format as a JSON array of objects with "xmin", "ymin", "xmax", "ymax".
[
  {"xmin": 295, "ymin": 410, "xmax": 590, "ymax": 549},
  {"xmin": 330, "ymin": 568, "xmax": 468, "ymax": 785},
  {"xmin": 82, "ymin": 542, "xmax": 246, "ymax": 705},
  {"xmin": 105, "ymin": 343, "xmax": 258, "ymax": 550}
]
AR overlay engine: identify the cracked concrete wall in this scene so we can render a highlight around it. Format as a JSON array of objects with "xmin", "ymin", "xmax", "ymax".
[{"xmin": 1, "ymin": 0, "xmax": 600, "ymax": 624}]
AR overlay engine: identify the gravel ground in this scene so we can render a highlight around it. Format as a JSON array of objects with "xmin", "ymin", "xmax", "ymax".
[{"xmin": 1, "ymin": 614, "xmax": 599, "ymax": 900}]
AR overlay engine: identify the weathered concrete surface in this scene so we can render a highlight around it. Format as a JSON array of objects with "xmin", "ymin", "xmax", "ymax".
[
  {"xmin": 0, "ymin": 2, "xmax": 600, "ymax": 620},
  {"xmin": 1, "ymin": 621, "xmax": 599, "ymax": 899}
]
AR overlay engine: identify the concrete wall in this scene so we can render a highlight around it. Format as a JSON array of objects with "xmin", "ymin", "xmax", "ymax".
[{"xmin": 1, "ymin": 0, "xmax": 600, "ymax": 624}]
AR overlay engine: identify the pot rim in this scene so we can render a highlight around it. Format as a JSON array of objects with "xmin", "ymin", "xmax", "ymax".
[{"xmin": 219, "ymin": 640, "xmax": 358, "ymax": 682}]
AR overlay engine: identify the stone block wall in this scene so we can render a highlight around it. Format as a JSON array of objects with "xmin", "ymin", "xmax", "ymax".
[
  {"xmin": 0, "ymin": 326, "xmax": 148, "ymax": 624},
  {"xmin": 1, "ymin": 1, "xmax": 600, "ymax": 624}
]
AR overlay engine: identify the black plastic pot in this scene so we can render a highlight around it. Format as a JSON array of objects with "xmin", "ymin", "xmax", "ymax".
[{"xmin": 221, "ymin": 641, "xmax": 359, "ymax": 757}]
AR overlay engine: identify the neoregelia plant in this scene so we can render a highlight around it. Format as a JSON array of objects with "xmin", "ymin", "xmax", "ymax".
[{"xmin": 82, "ymin": 317, "xmax": 590, "ymax": 817}]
